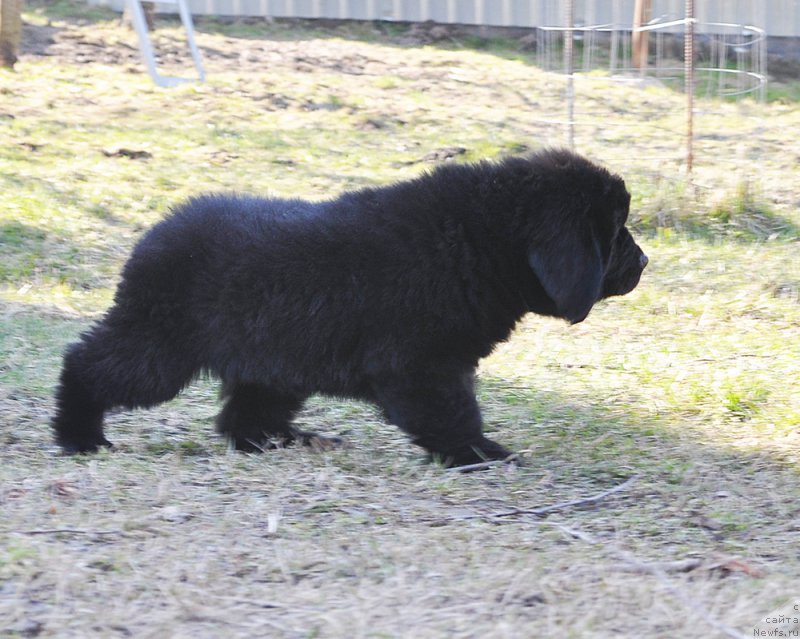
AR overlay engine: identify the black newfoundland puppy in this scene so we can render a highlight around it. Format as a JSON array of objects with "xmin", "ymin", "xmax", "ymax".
[{"xmin": 53, "ymin": 149, "xmax": 647, "ymax": 467}]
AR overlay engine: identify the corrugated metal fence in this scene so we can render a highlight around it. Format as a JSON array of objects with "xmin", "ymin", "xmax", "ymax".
[{"xmin": 90, "ymin": 0, "xmax": 800, "ymax": 38}]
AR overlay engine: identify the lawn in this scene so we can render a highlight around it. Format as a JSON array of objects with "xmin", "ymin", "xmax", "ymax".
[{"xmin": 1, "ymin": 3, "xmax": 799, "ymax": 638}]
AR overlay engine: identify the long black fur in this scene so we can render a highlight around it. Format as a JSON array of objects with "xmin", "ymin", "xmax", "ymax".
[{"xmin": 52, "ymin": 149, "xmax": 647, "ymax": 466}]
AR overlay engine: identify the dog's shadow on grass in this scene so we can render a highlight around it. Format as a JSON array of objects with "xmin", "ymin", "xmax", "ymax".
[{"xmin": 2, "ymin": 301, "xmax": 796, "ymax": 499}]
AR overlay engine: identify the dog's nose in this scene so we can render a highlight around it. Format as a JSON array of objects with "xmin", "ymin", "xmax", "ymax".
[{"xmin": 639, "ymin": 253, "xmax": 649, "ymax": 269}]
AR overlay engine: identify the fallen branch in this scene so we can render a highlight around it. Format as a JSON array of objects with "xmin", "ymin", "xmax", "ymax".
[
  {"xmin": 444, "ymin": 474, "xmax": 638, "ymax": 524},
  {"xmin": 490, "ymin": 474, "xmax": 639, "ymax": 519}
]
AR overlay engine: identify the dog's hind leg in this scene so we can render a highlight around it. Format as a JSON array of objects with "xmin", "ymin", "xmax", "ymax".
[
  {"xmin": 373, "ymin": 369, "xmax": 514, "ymax": 468},
  {"xmin": 216, "ymin": 383, "xmax": 341, "ymax": 452},
  {"xmin": 52, "ymin": 342, "xmax": 110, "ymax": 454},
  {"xmin": 52, "ymin": 321, "xmax": 197, "ymax": 454}
]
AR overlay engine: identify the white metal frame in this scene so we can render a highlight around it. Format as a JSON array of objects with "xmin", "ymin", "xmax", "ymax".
[{"xmin": 127, "ymin": 0, "xmax": 205, "ymax": 88}]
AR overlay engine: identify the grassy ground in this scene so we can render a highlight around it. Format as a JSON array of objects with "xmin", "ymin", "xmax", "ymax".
[{"xmin": 2, "ymin": 3, "xmax": 800, "ymax": 637}]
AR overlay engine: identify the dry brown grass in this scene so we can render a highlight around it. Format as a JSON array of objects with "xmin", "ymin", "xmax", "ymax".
[{"xmin": 2, "ymin": 4, "xmax": 799, "ymax": 638}]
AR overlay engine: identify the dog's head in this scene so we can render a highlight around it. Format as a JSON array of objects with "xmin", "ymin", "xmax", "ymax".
[{"xmin": 522, "ymin": 150, "xmax": 647, "ymax": 324}]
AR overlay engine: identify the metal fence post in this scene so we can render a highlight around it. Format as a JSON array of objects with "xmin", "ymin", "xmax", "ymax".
[{"xmin": 685, "ymin": 0, "xmax": 694, "ymax": 174}]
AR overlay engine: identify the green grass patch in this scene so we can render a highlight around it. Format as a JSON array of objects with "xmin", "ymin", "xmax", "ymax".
[{"xmin": 630, "ymin": 176, "xmax": 798, "ymax": 241}]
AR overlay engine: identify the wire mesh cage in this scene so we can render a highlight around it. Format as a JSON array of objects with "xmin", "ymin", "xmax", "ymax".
[
  {"xmin": 530, "ymin": 13, "xmax": 767, "ymax": 102},
  {"xmin": 522, "ymin": 0, "xmax": 768, "ymax": 181}
]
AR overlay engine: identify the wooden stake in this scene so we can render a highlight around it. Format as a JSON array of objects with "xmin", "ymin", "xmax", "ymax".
[
  {"xmin": 0, "ymin": 0, "xmax": 23, "ymax": 68},
  {"xmin": 632, "ymin": 0, "xmax": 652, "ymax": 71}
]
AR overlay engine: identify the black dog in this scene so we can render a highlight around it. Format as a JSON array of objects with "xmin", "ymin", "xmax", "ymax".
[{"xmin": 52, "ymin": 149, "xmax": 647, "ymax": 467}]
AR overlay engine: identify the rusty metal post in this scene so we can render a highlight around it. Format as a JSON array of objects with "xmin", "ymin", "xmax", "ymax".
[
  {"xmin": 564, "ymin": 0, "xmax": 575, "ymax": 149},
  {"xmin": 685, "ymin": 0, "xmax": 694, "ymax": 174}
]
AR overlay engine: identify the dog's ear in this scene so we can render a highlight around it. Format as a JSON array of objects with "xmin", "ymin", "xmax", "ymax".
[{"xmin": 527, "ymin": 231, "xmax": 604, "ymax": 324}]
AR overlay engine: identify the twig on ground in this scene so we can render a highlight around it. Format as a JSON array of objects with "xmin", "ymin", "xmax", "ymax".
[
  {"xmin": 445, "ymin": 458, "xmax": 511, "ymax": 473},
  {"xmin": 225, "ymin": 598, "xmax": 288, "ymax": 610},
  {"xmin": 454, "ymin": 474, "xmax": 638, "ymax": 521},
  {"xmin": 493, "ymin": 474, "xmax": 639, "ymax": 518},
  {"xmin": 10, "ymin": 528, "xmax": 123, "ymax": 536},
  {"xmin": 445, "ymin": 452, "xmax": 527, "ymax": 473},
  {"xmin": 544, "ymin": 522, "xmax": 600, "ymax": 544},
  {"xmin": 614, "ymin": 557, "xmax": 705, "ymax": 575}
]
